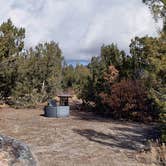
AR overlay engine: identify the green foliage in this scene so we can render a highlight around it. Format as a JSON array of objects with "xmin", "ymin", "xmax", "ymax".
[
  {"xmin": 133, "ymin": 33, "xmax": 165, "ymax": 133},
  {"xmin": 0, "ymin": 19, "xmax": 63, "ymax": 107},
  {"xmin": 129, "ymin": 34, "xmax": 166, "ymax": 141},
  {"xmin": 0, "ymin": 19, "xmax": 25, "ymax": 100},
  {"xmin": 143, "ymin": 0, "xmax": 166, "ymax": 32},
  {"xmin": 101, "ymin": 44, "xmax": 123, "ymax": 68},
  {"xmin": 79, "ymin": 44, "xmax": 130, "ymax": 104},
  {"xmin": 0, "ymin": 19, "xmax": 25, "ymax": 60},
  {"xmin": 124, "ymin": 25, "xmax": 166, "ymax": 141},
  {"xmin": 79, "ymin": 36, "xmax": 165, "ymax": 138},
  {"xmin": 62, "ymin": 64, "xmax": 90, "ymax": 93},
  {"xmin": 12, "ymin": 42, "xmax": 63, "ymax": 107},
  {"xmin": 62, "ymin": 65, "xmax": 76, "ymax": 88}
]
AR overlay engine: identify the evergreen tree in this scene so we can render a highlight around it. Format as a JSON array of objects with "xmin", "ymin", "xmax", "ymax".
[
  {"xmin": 143, "ymin": 0, "xmax": 166, "ymax": 32},
  {"xmin": 130, "ymin": 35, "xmax": 166, "ymax": 141},
  {"xmin": 0, "ymin": 19, "xmax": 25, "ymax": 100},
  {"xmin": 12, "ymin": 41, "xmax": 63, "ymax": 107}
]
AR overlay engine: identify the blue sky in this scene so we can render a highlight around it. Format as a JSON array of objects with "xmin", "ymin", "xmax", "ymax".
[
  {"xmin": 67, "ymin": 60, "xmax": 89, "ymax": 67},
  {"xmin": 0, "ymin": 0, "xmax": 162, "ymax": 63}
]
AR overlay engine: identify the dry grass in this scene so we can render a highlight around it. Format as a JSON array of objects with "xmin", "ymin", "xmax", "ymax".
[
  {"xmin": 149, "ymin": 143, "xmax": 166, "ymax": 165},
  {"xmin": 0, "ymin": 151, "xmax": 10, "ymax": 166},
  {"xmin": 0, "ymin": 105, "xmax": 164, "ymax": 166}
]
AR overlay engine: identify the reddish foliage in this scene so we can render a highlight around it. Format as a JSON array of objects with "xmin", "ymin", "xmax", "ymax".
[
  {"xmin": 100, "ymin": 80, "xmax": 151, "ymax": 121},
  {"xmin": 104, "ymin": 65, "xmax": 119, "ymax": 84}
]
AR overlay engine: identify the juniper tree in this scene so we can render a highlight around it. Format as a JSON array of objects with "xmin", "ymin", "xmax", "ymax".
[{"xmin": 0, "ymin": 19, "xmax": 25, "ymax": 100}]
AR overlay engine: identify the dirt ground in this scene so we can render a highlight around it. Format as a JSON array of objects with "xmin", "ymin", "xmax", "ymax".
[{"xmin": 0, "ymin": 105, "xmax": 162, "ymax": 166}]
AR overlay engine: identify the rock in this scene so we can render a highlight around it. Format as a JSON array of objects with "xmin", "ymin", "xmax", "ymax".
[{"xmin": 0, "ymin": 134, "xmax": 36, "ymax": 166}]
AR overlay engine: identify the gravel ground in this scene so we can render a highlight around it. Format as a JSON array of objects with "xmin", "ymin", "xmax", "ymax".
[
  {"xmin": 0, "ymin": 106, "xmax": 161, "ymax": 166},
  {"xmin": 0, "ymin": 151, "xmax": 10, "ymax": 166}
]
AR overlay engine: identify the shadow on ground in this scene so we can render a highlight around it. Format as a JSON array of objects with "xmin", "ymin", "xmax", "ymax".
[
  {"xmin": 71, "ymin": 109, "xmax": 113, "ymax": 122},
  {"xmin": 73, "ymin": 127, "xmax": 151, "ymax": 151}
]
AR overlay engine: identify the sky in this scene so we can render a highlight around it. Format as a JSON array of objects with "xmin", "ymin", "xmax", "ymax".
[{"xmin": 0, "ymin": 0, "xmax": 162, "ymax": 63}]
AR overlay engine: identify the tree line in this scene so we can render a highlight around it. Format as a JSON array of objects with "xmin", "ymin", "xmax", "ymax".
[
  {"xmin": 0, "ymin": 19, "xmax": 64, "ymax": 107},
  {"xmin": 0, "ymin": 19, "xmax": 89, "ymax": 107}
]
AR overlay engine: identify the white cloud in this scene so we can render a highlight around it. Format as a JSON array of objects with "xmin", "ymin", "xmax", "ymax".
[{"xmin": 0, "ymin": 0, "xmax": 162, "ymax": 61}]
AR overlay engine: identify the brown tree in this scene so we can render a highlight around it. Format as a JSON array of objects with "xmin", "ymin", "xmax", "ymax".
[{"xmin": 100, "ymin": 80, "xmax": 153, "ymax": 121}]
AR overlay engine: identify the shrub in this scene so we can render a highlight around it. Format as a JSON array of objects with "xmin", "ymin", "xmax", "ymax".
[{"xmin": 100, "ymin": 80, "xmax": 156, "ymax": 121}]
